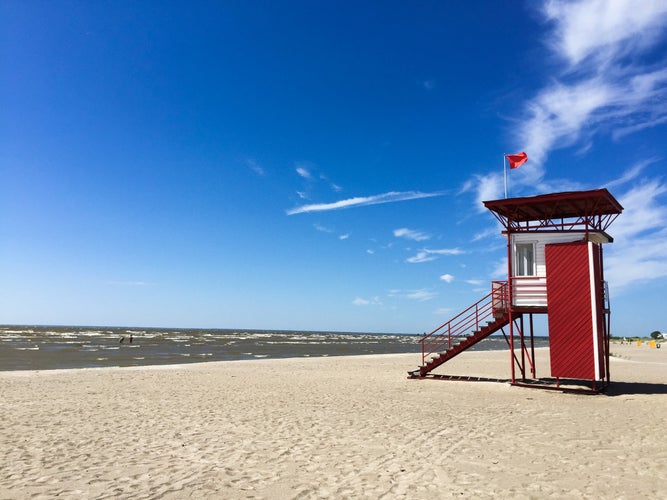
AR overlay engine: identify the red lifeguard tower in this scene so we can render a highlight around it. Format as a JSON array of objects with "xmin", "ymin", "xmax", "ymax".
[{"xmin": 408, "ymin": 189, "xmax": 623, "ymax": 392}]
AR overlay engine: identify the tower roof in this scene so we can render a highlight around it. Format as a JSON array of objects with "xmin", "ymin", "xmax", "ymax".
[
  {"xmin": 484, "ymin": 189, "xmax": 623, "ymax": 222},
  {"xmin": 483, "ymin": 189, "xmax": 623, "ymax": 233}
]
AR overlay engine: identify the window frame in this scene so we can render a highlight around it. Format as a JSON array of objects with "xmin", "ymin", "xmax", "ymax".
[{"xmin": 514, "ymin": 242, "xmax": 536, "ymax": 277}]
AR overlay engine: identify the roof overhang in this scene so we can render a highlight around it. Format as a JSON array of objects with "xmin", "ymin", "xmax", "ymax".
[{"xmin": 483, "ymin": 189, "xmax": 623, "ymax": 233}]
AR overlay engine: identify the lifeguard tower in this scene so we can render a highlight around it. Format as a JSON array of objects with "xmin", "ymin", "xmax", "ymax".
[{"xmin": 408, "ymin": 189, "xmax": 623, "ymax": 392}]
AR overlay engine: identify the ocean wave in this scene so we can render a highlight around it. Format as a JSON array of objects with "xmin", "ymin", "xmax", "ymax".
[{"xmin": 0, "ymin": 326, "xmax": 498, "ymax": 370}]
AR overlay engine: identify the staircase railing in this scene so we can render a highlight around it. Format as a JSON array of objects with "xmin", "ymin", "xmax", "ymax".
[{"xmin": 420, "ymin": 281, "xmax": 508, "ymax": 366}]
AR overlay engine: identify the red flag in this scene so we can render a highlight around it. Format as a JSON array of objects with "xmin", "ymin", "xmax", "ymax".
[{"xmin": 506, "ymin": 152, "xmax": 528, "ymax": 169}]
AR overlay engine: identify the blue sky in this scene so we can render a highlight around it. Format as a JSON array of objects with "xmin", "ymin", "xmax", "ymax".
[{"xmin": 2, "ymin": 1, "xmax": 667, "ymax": 334}]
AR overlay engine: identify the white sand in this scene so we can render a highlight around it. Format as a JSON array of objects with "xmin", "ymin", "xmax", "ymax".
[{"xmin": 1, "ymin": 344, "xmax": 665, "ymax": 499}]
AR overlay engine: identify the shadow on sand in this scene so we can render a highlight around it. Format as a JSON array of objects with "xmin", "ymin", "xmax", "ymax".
[
  {"xmin": 604, "ymin": 381, "xmax": 667, "ymax": 396},
  {"xmin": 419, "ymin": 374, "xmax": 667, "ymax": 396}
]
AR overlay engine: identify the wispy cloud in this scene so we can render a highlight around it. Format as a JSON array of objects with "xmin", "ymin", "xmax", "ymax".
[
  {"xmin": 319, "ymin": 173, "xmax": 343, "ymax": 193},
  {"xmin": 296, "ymin": 166, "xmax": 312, "ymax": 179},
  {"xmin": 388, "ymin": 288, "xmax": 437, "ymax": 301},
  {"xmin": 467, "ymin": 173, "xmax": 504, "ymax": 212},
  {"xmin": 520, "ymin": 0, "xmax": 667, "ymax": 170},
  {"xmin": 107, "ymin": 281, "xmax": 151, "ymax": 287},
  {"xmin": 605, "ymin": 158, "xmax": 656, "ymax": 188},
  {"xmin": 471, "ymin": 0, "xmax": 667, "ymax": 203},
  {"xmin": 286, "ymin": 190, "xmax": 445, "ymax": 215},
  {"xmin": 406, "ymin": 289, "xmax": 437, "ymax": 301},
  {"xmin": 294, "ymin": 163, "xmax": 343, "ymax": 199},
  {"xmin": 314, "ymin": 223, "xmax": 333, "ymax": 233},
  {"xmin": 610, "ymin": 178, "xmax": 667, "ymax": 242},
  {"xmin": 471, "ymin": 227, "xmax": 497, "ymax": 242},
  {"xmin": 544, "ymin": 0, "xmax": 667, "ymax": 66},
  {"xmin": 393, "ymin": 228, "xmax": 431, "ymax": 241},
  {"xmin": 605, "ymin": 178, "xmax": 667, "ymax": 290},
  {"xmin": 352, "ymin": 296, "xmax": 382, "ymax": 306},
  {"xmin": 339, "ymin": 233, "xmax": 350, "ymax": 240},
  {"xmin": 439, "ymin": 274, "xmax": 454, "ymax": 283},
  {"xmin": 613, "ymin": 115, "xmax": 667, "ymax": 140},
  {"xmin": 519, "ymin": 78, "xmax": 615, "ymax": 170},
  {"xmin": 246, "ymin": 158, "xmax": 265, "ymax": 176},
  {"xmin": 491, "ymin": 258, "xmax": 508, "ymax": 279},
  {"xmin": 406, "ymin": 247, "xmax": 463, "ymax": 264}
]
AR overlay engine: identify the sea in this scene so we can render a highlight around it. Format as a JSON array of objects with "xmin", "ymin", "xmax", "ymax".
[{"xmin": 0, "ymin": 325, "xmax": 549, "ymax": 371}]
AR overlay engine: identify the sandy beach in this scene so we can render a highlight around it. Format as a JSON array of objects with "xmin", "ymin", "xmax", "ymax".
[{"xmin": 1, "ymin": 344, "xmax": 665, "ymax": 499}]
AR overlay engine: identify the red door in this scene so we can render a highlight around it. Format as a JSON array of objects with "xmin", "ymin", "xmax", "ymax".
[{"xmin": 546, "ymin": 241, "xmax": 600, "ymax": 380}]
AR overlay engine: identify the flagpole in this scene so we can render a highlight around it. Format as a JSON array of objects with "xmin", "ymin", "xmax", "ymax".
[
  {"xmin": 504, "ymin": 152, "xmax": 528, "ymax": 199},
  {"xmin": 503, "ymin": 154, "xmax": 508, "ymax": 199}
]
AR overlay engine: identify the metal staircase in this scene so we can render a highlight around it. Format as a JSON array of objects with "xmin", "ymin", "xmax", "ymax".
[{"xmin": 408, "ymin": 281, "xmax": 510, "ymax": 378}]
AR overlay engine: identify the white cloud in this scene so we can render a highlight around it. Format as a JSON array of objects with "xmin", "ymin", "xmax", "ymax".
[
  {"xmin": 605, "ymin": 159, "xmax": 654, "ymax": 188},
  {"xmin": 387, "ymin": 288, "xmax": 436, "ymax": 301},
  {"xmin": 406, "ymin": 289, "xmax": 437, "ymax": 302},
  {"xmin": 609, "ymin": 179, "xmax": 667, "ymax": 241},
  {"xmin": 491, "ymin": 258, "xmax": 508, "ymax": 279},
  {"xmin": 519, "ymin": 77, "xmax": 614, "ymax": 169},
  {"xmin": 286, "ymin": 190, "xmax": 445, "ymax": 215},
  {"xmin": 461, "ymin": 0, "xmax": 667, "ymax": 209},
  {"xmin": 339, "ymin": 233, "xmax": 350, "ymax": 240},
  {"xmin": 471, "ymin": 227, "xmax": 497, "ymax": 242},
  {"xmin": 406, "ymin": 251, "xmax": 437, "ymax": 264},
  {"xmin": 605, "ymin": 178, "xmax": 667, "ymax": 291},
  {"xmin": 107, "ymin": 281, "xmax": 151, "ymax": 286},
  {"xmin": 544, "ymin": 0, "xmax": 667, "ymax": 66},
  {"xmin": 613, "ymin": 115, "xmax": 667, "ymax": 140},
  {"xmin": 471, "ymin": 173, "xmax": 504, "ymax": 212},
  {"xmin": 512, "ymin": 1, "xmax": 667, "ymax": 172},
  {"xmin": 314, "ymin": 224, "xmax": 333, "ymax": 233},
  {"xmin": 394, "ymin": 228, "xmax": 431, "ymax": 241},
  {"xmin": 440, "ymin": 274, "xmax": 454, "ymax": 283},
  {"xmin": 517, "ymin": 69, "xmax": 667, "ymax": 172},
  {"xmin": 427, "ymin": 248, "xmax": 463, "ymax": 256},
  {"xmin": 406, "ymin": 247, "xmax": 463, "ymax": 264},
  {"xmin": 352, "ymin": 296, "xmax": 382, "ymax": 306},
  {"xmin": 606, "ymin": 232, "xmax": 667, "ymax": 290},
  {"xmin": 296, "ymin": 166, "xmax": 312, "ymax": 179},
  {"xmin": 246, "ymin": 159, "xmax": 265, "ymax": 176}
]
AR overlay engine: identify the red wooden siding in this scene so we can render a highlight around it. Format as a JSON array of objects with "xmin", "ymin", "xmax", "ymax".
[{"xmin": 546, "ymin": 241, "xmax": 596, "ymax": 379}]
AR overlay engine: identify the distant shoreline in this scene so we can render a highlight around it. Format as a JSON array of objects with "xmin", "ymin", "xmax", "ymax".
[{"xmin": 0, "ymin": 325, "xmax": 550, "ymax": 372}]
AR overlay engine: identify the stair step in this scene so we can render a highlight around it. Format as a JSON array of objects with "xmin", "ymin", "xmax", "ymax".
[{"xmin": 414, "ymin": 303, "xmax": 511, "ymax": 377}]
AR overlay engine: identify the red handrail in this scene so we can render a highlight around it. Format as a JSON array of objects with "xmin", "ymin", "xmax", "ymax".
[{"xmin": 420, "ymin": 281, "xmax": 508, "ymax": 365}]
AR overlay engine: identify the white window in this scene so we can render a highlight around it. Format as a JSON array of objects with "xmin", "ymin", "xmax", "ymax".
[{"xmin": 515, "ymin": 243, "xmax": 535, "ymax": 276}]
